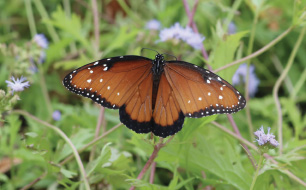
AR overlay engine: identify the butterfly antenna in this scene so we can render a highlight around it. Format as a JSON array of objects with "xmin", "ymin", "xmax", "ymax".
[
  {"xmin": 141, "ymin": 48, "xmax": 160, "ymax": 56},
  {"xmin": 162, "ymin": 53, "xmax": 177, "ymax": 61}
]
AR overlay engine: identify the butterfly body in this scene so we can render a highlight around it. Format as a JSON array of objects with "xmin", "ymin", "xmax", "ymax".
[{"xmin": 63, "ymin": 54, "xmax": 246, "ymax": 137}]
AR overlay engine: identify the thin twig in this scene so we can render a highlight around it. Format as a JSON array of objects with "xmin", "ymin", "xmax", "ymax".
[
  {"xmin": 60, "ymin": 123, "xmax": 121, "ymax": 165},
  {"xmin": 214, "ymin": 26, "xmax": 294, "ymax": 73},
  {"xmin": 182, "ymin": 0, "xmax": 210, "ymax": 68},
  {"xmin": 89, "ymin": 107, "xmax": 105, "ymax": 161},
  {"xmin": 264, "ymin": 154, "xmax": 306, "ymax": 187},
  {"xmin": 20, "ymin": 171, "xmax": 47, "ymax": 190},
  {"xmin": 227, "ymin": 115, "xmax": 256, "ymax": 169},
  {"xmin": 91, "ymin": 0, "xmax": 100, "ymax": 56},
  {"xmin": 129, "ymin": 138, "xmax": 165, "ymax": 190},
  {"xmin": 273, "ymin": 26, "xmax": 306, "ymax": 155},
  {"xmin": 150, "ymin": 162, "xmax": 156, "ymax": 184}
]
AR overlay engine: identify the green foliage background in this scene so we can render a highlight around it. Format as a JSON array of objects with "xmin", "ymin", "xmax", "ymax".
[{"xmin": 0, "ymin": 0, "xmax": 305, "ymax": 189}]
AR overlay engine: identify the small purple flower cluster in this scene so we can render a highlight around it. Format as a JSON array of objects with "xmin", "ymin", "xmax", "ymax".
[
  {"xmin": 158, "ymin": 23, "xmax": 205, "ymax": 50},
  {"xmin": 145, "ymin": 19, "xmax": 161, "ymax": 30},
  {"xmin": 232, "ymin": 63, "xmax": 260, "ymax": 97},
  {"xmin": 254, "ymin": 126, "xmax": 279, "ymax": 147},
  {"xmin": 5, "ymin": 76, "xmax": 30, "ymax": 95},
  {"xmin": 52, "ymin": 110, "xmax": 61, "ymax": 121},
  {"xmin": 33, "ymin": 34, "xmax": 49, "ymax": 49},
  {"xmin": 33, "ymin": 34, "xmax": 48, "ymax": 64}
]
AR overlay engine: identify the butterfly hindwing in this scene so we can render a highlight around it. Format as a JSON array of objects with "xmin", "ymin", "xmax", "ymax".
[
  {"xmin": 119, "ymin": 70, "xmax": 154, "ymax": 134},
  {"xmin": 152, "ymin": 73, "xmax": 185, "ymax": 137}
]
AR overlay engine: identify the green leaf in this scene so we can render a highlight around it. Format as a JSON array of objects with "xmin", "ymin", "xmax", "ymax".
[
  {"xmin": 211, "ymin": 31, "xmax": 248, "ymax": 81},
  {"xmin": 60, "ymin": 167, "xmax": 77, "ymax": 178},
  {"xmin": 86, "ymin": 142, "xmax": 112, "ymax": 176},
  {"xmin": 43, "ymin": 6, "xmax": 92, "ymax": 55},
  {"xmin": 25, "ymin": 132, "xmax": 38, "ymax": 138},
  {"xmin": 158, "ymin": 133, "xmax": 252, "ymax": 190}
]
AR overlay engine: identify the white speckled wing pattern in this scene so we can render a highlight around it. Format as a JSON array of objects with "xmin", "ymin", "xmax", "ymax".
[
  {"xmin": 164, "ymin": 61, "xmax": 246, "ymax": 118},
  {"xmin": 63, "ymin": 56, "xmax": 152, "ymax": 109}
]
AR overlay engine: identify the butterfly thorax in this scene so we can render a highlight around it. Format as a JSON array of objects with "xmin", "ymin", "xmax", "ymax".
[
  {"xmin": 152, "ymin": 54, "xmax": 165, "ymax": 75},
  {"xmin": 152, "ymin": 54, "xmax": 165, "ymax": 110}
]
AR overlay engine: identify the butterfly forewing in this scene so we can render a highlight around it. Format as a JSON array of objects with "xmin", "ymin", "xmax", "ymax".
[
  {"xmin": 164, "ymin": 61, "xmax": 246, "ymax": 118},
  {"xmin": 63, "ymin": 56, "xmax": 152, "ymax": 109}
]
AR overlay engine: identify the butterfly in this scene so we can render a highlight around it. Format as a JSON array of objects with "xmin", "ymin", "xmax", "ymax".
[{"xmin": 63, "ymin": 53, "xmax": 246, "ymax": 138}]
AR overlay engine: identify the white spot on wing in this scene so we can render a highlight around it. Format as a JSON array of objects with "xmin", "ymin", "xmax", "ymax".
[
  {"xmin": 207, "ymin": 79, "xmax": 211, "ymax": 84},
  {"xmin": 90, "ymin": 70, "xmax": 93, "ymax": 73},
  {"xmin": 208, "ymin": 92, "xmax": 211, "ymax": 96},
  {"xmin": 217, "ymin": 77, "xmax": 221, "ymax": 81},
  {"xmin": 103, "ymin": 64, "xmax": 107, "ymax": 66},
  {"xmin": 87, "ymin": 79, "xmax": 92, "ymax": 83},
  {"xmin": 100, "ymin": 79, "xmax": 103, "ymax": 82},
  {"xmin": 219, "ymin": 95, "xmax": 223, "ymax": 100},
  {"xmin": 103, "ymin": 67, "xmax": 108, "ymax": 71},
  {"xmin": 107, "ymin": 58, "xmax": 111, "ymax": 61},
  {"xmin": 198, "ymin": 97, "xmax": 202, "ymax": 101},
  {"xmin": 117, "ymin": 92, "xmax": 120, "ymax": 96},
  {"xmin": 107, "ymin": 86, "xmax": 110, "ymax": 90},
  {"xmin": 220, "ymin": 87, "xmax": 223, "ymax": 91},
  {"xmin": 188, "ymin": 100, "xmax": 191, "ymax": 103},
  {"xmin": 94, "ymin": 61, "xmax": 98, "ymax": 65}
]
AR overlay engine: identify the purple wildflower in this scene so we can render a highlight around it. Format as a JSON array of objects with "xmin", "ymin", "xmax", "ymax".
[
  {"xmin": 254, "ymin": 126, "xmax": 279, "ymax": 147},
  {"xmin": 33, "ymin": 34, "xmax": 48, "ymax": 49},
  {"xmin": 232, "ymin": 63, "xmax": 260, "ymax": 97},
  {"xmin": 228, "ymin": 21, "xmax": 236, "ymax": 34},
  {"xmin": 52, "ymin": 110, "xmax": 61, "ymax": 121},
  {"xmin": 5, "ymin": 76, "xmax": 30, "ymax": 94},
  {"xmin": 158, "ymin": 23, "xmax": 205, "ymax": 50},
  {"xmin": 145, "ymin": 19, "xmax": 161, "ymax": 30}
]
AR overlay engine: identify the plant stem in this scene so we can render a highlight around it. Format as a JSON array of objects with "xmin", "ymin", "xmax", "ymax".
[
  {"xmin": 214, "ymin": 26, "xmax": 294, "ymax": 73},
  {"xmin": 37, "ymin": 64, "xmax": 53, "ymax": 118},
  {"xmin": 61, "ymin": 122, "xmax": 121, "ymax": 165},
  {"xmin": 89, "ymin": 107, "xmax": 104, "ymax": 161},
  {"xmin": 13, "ymin": 110, "xmax": 91, "ymax": 190},
  {"xmin": 129, "ymin": 138, "xmax": 164, "ymax": 190},
  {"xmin": 250, "ymin": 154, "xmax": 263, "ymax": 190},
  {"xmin": 24, "ymin": 0, "xmax": 37, "ymax": 37},
  {"xmin": 182, "ymin": 0, "xmax": 211, "ymax": 70},
  {"xmin": 245, "ymin": 4, "xmax": 260, "ymax": 139},
  {"xmin": 273, "ymin": 26, "xmax": 306, "ymax": 155},
  {"xmin": 33, "ymin": 0, "xmax": 60, "ymax": 42},
  {"xmin": 150, "ymin": 162, "xmax": 156, "ymax": 183},
  {"xmin": 227, "ymin": 115, "xmax": 256, "ymax": 169}
]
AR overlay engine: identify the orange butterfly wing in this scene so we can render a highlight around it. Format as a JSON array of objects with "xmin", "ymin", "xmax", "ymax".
[
  {"xmin": 151, "ymin": 73, "xmax": 184, "ymax": 137},
  {"xmin": 63, "ymin": 56, "xmax": 152, "ymax": 109},
  {"xmin": 119, "ymin": 70, "xmax": 154, "ymax": 134},
  {"xmin": 164, "ymin": 61, "xmax": 246, "ymax": 118}
]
